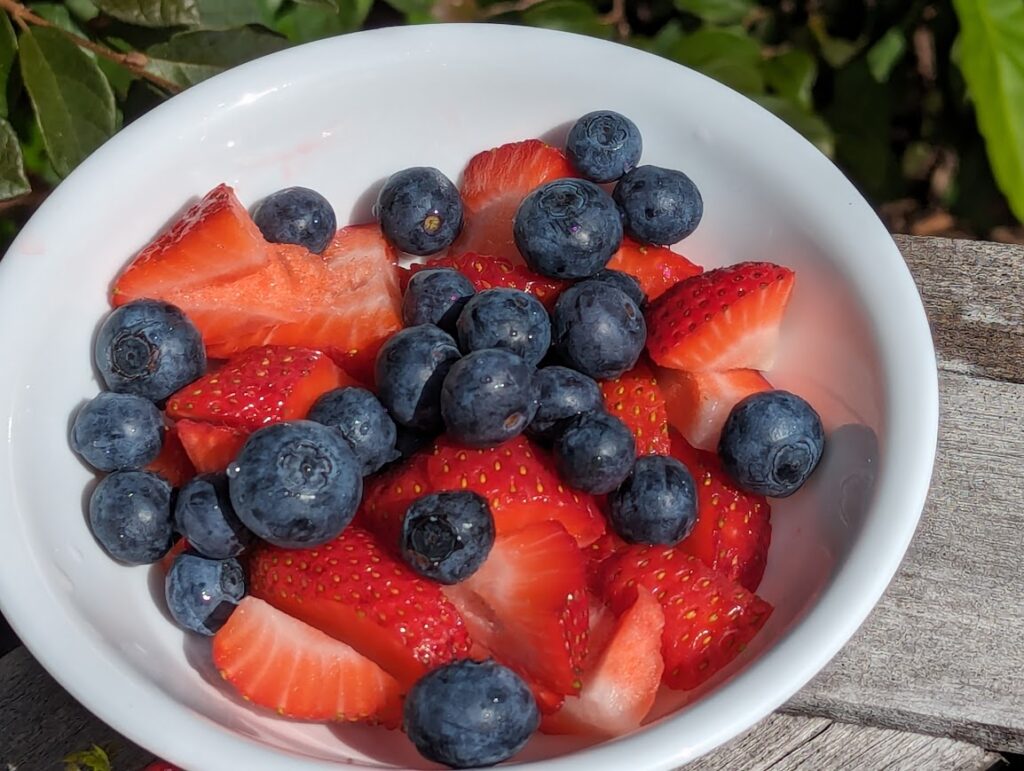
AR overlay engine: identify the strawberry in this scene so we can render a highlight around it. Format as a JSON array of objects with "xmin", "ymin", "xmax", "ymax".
[
  {"xmin": 176, "ymin": 419, "xmax": 250, "ymax": 473},
  {"xmin": 599, "ymin": 360, "xmax": 671, "ymax": 455},
  {"xmin": 645, "ymin": 262, "xmax": 795, "ymax": 372},
  {"xmin": 213, "ymin": 597, "xmax": 401, "ymax": 724},
  {"xmin": 426, "ymin": 434, "xmax": 605, "ymax": 547},
  {"xmin": 143, "ymin": 763, "xmax": 183, "ymax": 771},
  {"xmin": 444, "ymin": 520, "xmax": 589, "ymax": 695},
  {"xmin": 583, "ymin": 531, "xmax": 627, "ymax": 592},
  {"xmin": 658, "ymin": 367, "xmax": 773, "ymax": 451},
  {"xmin": 145, "ymin": 422, "xmax": 194, "ymax": 487},
  {"xmin": 541, "ymin": 588, "xmax": 665, "ymax": 737},
  {"xmin": 607, "ymin": 237, "xmax": 702, "ymax": 301},
  {"xmin": 415, "ymin": 252, "xmax": 569, "ymax": 310},
  {"xmin": 355, "ymin": 454, "xmax": 432, "ymax": 551},
  {"xmin": 112, "ymin": 184, "xmax": 269, "ymax": 302},
  {"xmin": 249, "ymin": 526, "xmax": 471, "ymax": 689},
  {"xmin": 598, "ymin": 543, "xmax": 772, "ymax": 690},
  {"xmin": 671, "ymin": 431, "xmax": 771, "ymax": 592},
  {"xmin": 166, "ymin": 345, "xmax": 354, "ymax": 431},
  {"xmin": 453, "ymin": 139, "xmax": 574, "ymax": 261}
]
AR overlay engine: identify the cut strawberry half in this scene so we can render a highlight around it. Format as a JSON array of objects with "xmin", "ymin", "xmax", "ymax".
[
  {"xmin": 444, "ymin": 520, "xmax": 589, "ymax": 695},
  {"xmin": 658, "ymin": 367, "xmax": 773, "ymax": 451},
  {"xmin": 607, "ymin": 237, "xmax": 702, "ymax": 301},
  {"xmin": 176, "ymin": 420, "xmax": 251, "ymax": 473},
  {"xmin": 600, "ymin": 360, "xmax": 671, "ymax": 455},
  {"xmin": 355, "ymin": 453, "xmax": 432, "ymax": 552},
  {"xmin": 583, "ymin": 531, "xmax": 627, "ymax": 593},
  {"xmin": 213, "ymin": 597, "xmax": 402, "ymax": 725},
  {"xmin": 453, "ymin": 139, "xmax": 574, "ymax": 262},
  {"xmin": 646, "ymin": 262, "xmax": 795, "ymax": 372},
  {"xmin": 541, "ymin": 588, "xmax": 665, "ymax": 737},
  {"xmin": 145, "ymin": 422, "xmax": 194, "ymax": 487},
  {"xmin": 414, "ymin": 252, "xmax": 570, "ymax": 310},
  {"xmin": 249, "ymin": 526, "xmax": 471, "ymax": 689}
]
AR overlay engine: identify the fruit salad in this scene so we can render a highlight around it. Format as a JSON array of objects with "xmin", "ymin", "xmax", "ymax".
[{"xmin": 70, "ymin": 109, "xmax": 826, "ymax": 770}]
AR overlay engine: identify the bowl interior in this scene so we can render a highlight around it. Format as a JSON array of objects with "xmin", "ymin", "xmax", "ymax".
[{"xmin": 0, "ymin": 25, "xmax": 934, "ymax": 771}]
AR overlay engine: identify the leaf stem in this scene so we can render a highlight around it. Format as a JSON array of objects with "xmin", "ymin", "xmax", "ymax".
[{"xmin": 0, "ymin": 0, "xmax": 182, "ymax": 93}]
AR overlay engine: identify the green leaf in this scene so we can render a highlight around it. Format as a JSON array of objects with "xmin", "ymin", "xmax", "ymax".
[
  {"xmin": 274, "ymin": 0, "xmax": 371, "ymax": 42},
  {"xmin": 754, "ymin": 95, "xmax": 834, "ymax": 157},
  {"xmin": 761, "ymin": 49, "xmax": 815, "ymax": 111},
  {"xmin": 146, "ymin": 28, "xmax": 290, "ymax": 88},
  {"xmin": 673, "ymin": 0, "xmax": 752, "ymax": 25},
  {"xmin": 18, "ymin": 27, "xmax": 116, "ymax": 178},
  {"xmin": 97, "ymin": 57, "xmax": 136, "ymax": 100},
  {"xmin": 0, "ymin": 117, "xmax": 30, "ymax": 199},
  {"xmin": 808, "ymin": 13, "xmax": 863, "ymax": 68},
  {"xmin": 521, "ymin": 0, "xmax": 613, "ymax": 39},
  {"xmin": 32, "ymin": 4, "xmax": 90, "ymax": 37},
  {"xmin": 866, "ymin": 27, "xmax": 906, "ymax": 83},
  {"xmin": 293, "ymin": 0, "xmax": 340, "ymax": 8},
  {"xmin": 194, "ymin": 0, "xmax": 268, "ymax": 29},
  {"xmin": 952, "ymin": 0, "xmax": 1024, "ymax": 223},
  {"xmin": 66, "ymin": 0, "xmax": 102, "ymax": 22},
  {"xmin": 93, "ymin": 0, "xmax": 201, "ymax": 28},
  {"xmin": 665, "ymin": 27, "xmax": 764, "ymax": 94},
  {"xmin": 63, "ymin": 745, "xmax": 112, "ymax": 771},
  {"xmin": 0, "ymin": 11, "xmax": 16, "ymax": 117}
]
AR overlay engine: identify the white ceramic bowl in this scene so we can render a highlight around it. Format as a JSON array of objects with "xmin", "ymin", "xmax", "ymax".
[{"xmin": 0, "ymin": 23, "xmax": 938, "ymax": 771}]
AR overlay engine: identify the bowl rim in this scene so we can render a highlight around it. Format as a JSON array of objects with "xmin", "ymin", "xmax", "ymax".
[{"xmin": 0, "ymin": 22, "xmax": 939, "ymax": 771}]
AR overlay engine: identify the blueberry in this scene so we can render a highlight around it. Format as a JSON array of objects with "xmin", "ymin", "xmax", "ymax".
[
  {"xmin": 513, "ymin": 178, "xmax": 623, "ymax": 279},
  {"xmin": 376, "ymin": 167, "xmax": 463, "ymax": 256},
  {"xmin": 401, "ymin": 491, "xmax": 495, "ymax": 584},
  {"xmin": 251, "ymin": 186, "xmax": 336, "ymax": 254},
  {"xmin": 375, "ymin": 325, "xmax": 462, "ymax": 432},
  {"xmin": 718, "ymin": 390, "xmax": 825, "ymax": 497},
  {"xmin": 404, "ymin": 659, "xmax": 539, "ymax": 769},
  {"xmin": 566, "ymin": 110, "xmax": 643, "ymax": 183},
  {"xmin": 403, "ymin": 268, "xmax": 476, "ymax": 334},
  {"xmin": 308, "ymin": 387, "xmax": 400, "ymax": 475},
  {"xmin": 174, "ymin": 473, "xmax": 253, "ymax": 559},
  {"xmin": 95, "ymin": 300, "xmax": 206, "ymax": 402},
  {"xmin": 228, "ymin": 420, "xmax": 363, "ymax": 548},
  {"xmin": 551, "ymin": 280, "xmax": 646, "ymax": 380},
  {"xmin": 394, "ymin": 425, "xmax": 438, "ymax": 462},
  {"xmin": 613, "ymin": 165, "xmax": 703, "ymax": 246},
  {"xmin": 589, "ymin": 268, "xmax": 647, "ymax": 309},
  {"xmin": 527, "ymin": 366, "xmax": 603, "ymax": 442},
  {"xmin": 553, "ymin": 412, "xmax": 636, "ymax": 494},
  {"xmin": 456, "ymin": 287, "xmax": 551, "ymax": 367},
  {"xmin": 88, "ymin": 470, "xmax": 173, "ymax": 564},
  {"xmin": 440, "ymin": 349, "xmax": 538, "ymax": 448},
  {"xmin": 608, "ymin": 455, "xmax": 697, "ymax": 545},
  {"xmin": 165, "ymin": 552, "xmax": 245, "ymax": 636},
  {"xmin": 70, "ymin": 392, "xmax": 164, "ymax": 472}
]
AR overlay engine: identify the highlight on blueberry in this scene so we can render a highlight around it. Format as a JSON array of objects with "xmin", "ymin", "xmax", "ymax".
[
  {"xmin": 308, "ymin": 387, "xmax": 400, "ymax": 476},
  {"xmin": 70, "ymin": 391, "xmax": 164, "ymax": 472},
  {"xmin": 376, "ymin": 167, "xmax": 464, "ymax": 256},
  {"xmin": 401, "ymin": 491, "xmax": 495, "ymax": 584},
  {"xmin": 613, "ymin": 165, "xmax": 703, "ymax": 245},
  {"xmin": 88, "ymin": 470, "xmax": 174, "ymax": 565},
  {"xmin": 402, "ymin": 268, "xmax": 476, "ymax": 334},
  {"xmin": 551, "ymin": 280, "xmax": 646, "ymax": 380},
  {"xmin": 566, "ymin": 109, "xmax": 643, "ymax": 183},
  {"xmin": 608, "ymin": 454, "xmax": 698, "ymax": 545},
  {"xmin": 165, "ymin": 551, "xmax": 246, "ymax": 636},
  {"xmin": 553, "ymin": 411, "xmax": 637, "ymax": 494},
  {"xmin": 456, "ymin": 287, "xmax": 551, "ymax": 367},
  {"xmin": 375, "ymin": 324, "xmax": 463, "ymax": 432}
]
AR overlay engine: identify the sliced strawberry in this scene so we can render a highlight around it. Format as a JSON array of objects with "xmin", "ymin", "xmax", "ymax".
[
  {"xmin": 355, "ymin": 454, "xmax": 432, "ymax": 551},
  {"xmin": 444, "ymin": 520, "xmax": 589, "ymax": 695},
  {"xmin": 415, "ymin": 252, "xmax": 570, "ymax": 310},
  {"xmin": 426, "ymin": 434, "xmax": 605, "ymax": 547},
  {"xmin": 213, "ymin": 597, "xmax": 402, "ymax": 724},
  {"xmin": 646, "ymin": 262, "xmax": 795, "ymax": 372},
  {"xmin": 658, "ymin": 368, "xmax": 773, "ymax": 451},
  {"xmin": 542, "ymin": 588, "xmax": 665, "ymax": 737},
  {"xmin": 607, "ymin": 237, "xmax": 702, "ymax": 301},
  {"xmin": 599, "ymin": 543, "xmax": 772, "ymax": 690},
  {"xmin": 249, "ymin": 526, "xmax": 471, "ymax": 689},
  {"xmin": 145, "ymin": 422, "xmax": 194, "ymax": 487},
  {"xmin": 671, "ymin": 431, "xmax": 771, "ymax": 591},
  {"xmin": 166, "ymin": 345, "xmax": 354, "ymax": 430},
  {"xmin": 599, "ymin": 360, "xmax": 671, "ymax": 455},
  {"xmin": 176, "ymin": 420, "xmax": 250, "ymax": 473},
  {"xmin": 112, "ymin": 184, "xmax": 269, "ymax": 304},
  {"xmin": 454, "ymin": 139, "xmax": 574, "ymax": 261},
  {"xmin": 583, "ymin": 531, "xmax": 627, "ymax": 592}
]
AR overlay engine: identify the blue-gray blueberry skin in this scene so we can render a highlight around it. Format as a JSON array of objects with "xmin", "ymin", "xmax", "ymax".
[
  {"xmin": 88, "ymin": 470, "xmax": 173, "ymax": 565},
  {"xmin": 307, "ymin": 387, "xmax": 400, "ymax": 475},
  {"xmin": 164, "ymin": 552, "xmax": 245, "ymax": 636},
  {"xmin": 554, "ymin": 411, "xmax": 637, "ymax": 494},
  {"xmin": 70, "ymin": 391, "xmax": 164, "ymax": 472},
  {"xmin": 403, "ymin": 659, "xmax": 540, "ymax": 769},
  {"xmin": 566, "ymin": 110, "xmax": 643, "ymax": 183},
  {"xmin": 513, "ymin": 178, "xmax": 623, "ymax": 279},
  {"xmin": 375, "ymin": 325, "xmax": 462, "ymax": 432},
  {"xmin": 376, "ymin": 167, "xmax": 464, "ymax": 256},
  {"xmin": 401, "ymin": 491, "xmax": 495, "ymax": 585},
  {"xmin": 393, "ymin": 424, "xmax": 438, "ymax": 462},
  {"xmin": 551, "ymin": 280, "xmax": 646, "ymax": 380},
  {"xmin": 456, "ymin": 287, "xmax": 551, "ymax": 367},
  {"xmin": 174, "ymin": 473, "xmax": 253, "ymax": 559},
  {"xmin": 95, "ymin": 300, "xmax": 206, "ymax": 402},
  {"xmin": 402, "ymin": 268, "xmax": 476, "ymax": 335},
  {"xmin": 527, "ymin": 366, "xmax": 604, "ymax": 442},
  {"xmin": 608, "ymin": 455, "xmax": 697, "ymax": 545},
  {"xmin": 718, "ymin": 390, "xmax": 825, "ymax": 498},
  {"xmin": 613, "ymin": 165, "xmax": 703, "ymax": 246},
  {"xmin": 251, "ymin": 186, "xmax": 337, "ymax": 254},
  {"xmin": 589, "ymin": 268, "xmax": 647, "ymax": 309},
  {"xmin": 440, "ymin": 349, "xmax": 539, "ymax": 448},
  {"xmin": 227, "ymin": 420, "xmax": 363, "ymax": 548}
]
